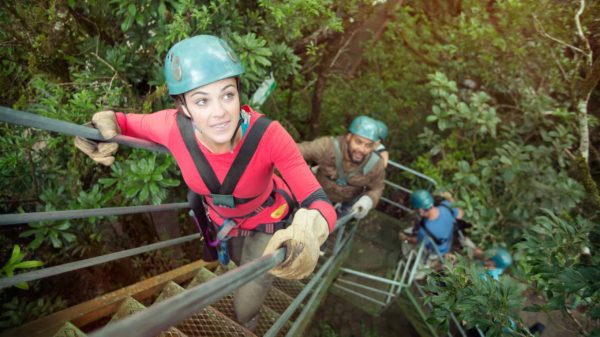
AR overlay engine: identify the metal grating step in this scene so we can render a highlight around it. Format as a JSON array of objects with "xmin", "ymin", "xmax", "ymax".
[
  {"xmin": 183, "ymin": 264, "xmax": 304, "ymax": 336},
  {"xmin": 272, "ymin": 278, "xmax": 305, "ymax": 298},
  {"xmin": 52, "ymin": 322, "xmax": 86, "ymax": 337},
  {"xmin": 156, "ymin": 281, "xmax": 254, "ymax": 337},
  {"xmin": 109, "ymin": 296, "xmax": 188, "ymax": 337},
  {"xmin": 254, "ymin": 305, "xmax": 291, "ymax": 337},
  {"xmin": 263, "ymin": 287, "xmax": 299, "ymax": 319},
  {"xmin": 109, "ymin": 297, "xmax": 146, "ymax": 324},
  {"xmin": 210, "ymin": 294, "xmax": 290, "ymax": 336},
  {"xmin": 186, "ymin": 267, "xmax": 217, "ymax": 288}
]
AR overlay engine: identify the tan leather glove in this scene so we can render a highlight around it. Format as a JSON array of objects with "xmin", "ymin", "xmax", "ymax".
[
  {"xmin": 262, "ymin": 208, "xmax": 330, "ymax": 280},
  {"xmin": 74, "ymin": 111, "xmax": 121, "ymax": 166}
]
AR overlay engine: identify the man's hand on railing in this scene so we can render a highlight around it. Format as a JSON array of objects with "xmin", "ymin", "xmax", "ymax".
[
  {"xmin": 262, "ymin": 208, "xmax": 329, "ymax": 280},
  {"xmin": 74, "ymin": 110, "xmax": 121, "ymax": 166},
  {"xmin": 351, "ymin": 195, "xmax": 373, "ymax": 219}
]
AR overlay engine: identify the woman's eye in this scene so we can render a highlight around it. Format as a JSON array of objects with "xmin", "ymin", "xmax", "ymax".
[
  {"xmin": 223, "ymin": 92, "xmax": 235, "ymax": 101},
  {"xmin": 195, "ymin": 99, "xmax": 207, "ymax": 106}
]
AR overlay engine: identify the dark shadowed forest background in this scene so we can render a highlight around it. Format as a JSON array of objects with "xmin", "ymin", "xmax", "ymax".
[{"xmin": 1, "ymin": 0, "xmax": 599, "ymax": 336}]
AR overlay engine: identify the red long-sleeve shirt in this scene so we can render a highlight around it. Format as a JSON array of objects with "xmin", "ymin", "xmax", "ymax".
[{"xmin": 115, "ymin": 105, "xmax": 336, "ymax": 234}]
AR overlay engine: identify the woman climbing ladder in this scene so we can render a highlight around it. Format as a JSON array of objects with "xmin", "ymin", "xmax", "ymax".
[{"xmin": 74, "ymin": 34, "xmax": 337, "ymax": 330}]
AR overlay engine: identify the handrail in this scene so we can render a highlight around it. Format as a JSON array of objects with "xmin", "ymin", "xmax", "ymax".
[
  {"xmin": 264, "ymin": 221, "xmax": 355, "ymax": 337},
  {"xmin": 380, "ymin": 196, "xmax": 412, "ymax": 213},
  {"xmin": 0, "ymin": 106, "xmax": 168, "ymax": 153},
  {"xmin": 387, "ymin": 159, "xmax": 437, "ymax": 188},
  {"xmin": 0, "ymin": 202, "xmax": 189, "ymax": 225},
  {"xmin": 0, "ymin": 233, "xmax": 201, "ymax": 289},
  {"xmin": 285, "ymin": 223, "xmax": 357, "ymax": 337},
  {"xmin": 89, "ymin": 248, "xmax": 286, "ymax": 337},
  {"xmin": 384, "ymin": 179, "xmax": 413, "ymax": 194}
]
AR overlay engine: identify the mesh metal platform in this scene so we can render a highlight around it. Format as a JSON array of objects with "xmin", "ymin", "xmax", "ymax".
[
  {"xmin": 156, "ymin": 279, "xmax": 253, "ymax": 337},
  {"xmin": 263, "ymin": 287, "xmax": 297, "ymax": 319},
  {"xmin": 272, "ymin": 278, "xmax": 305, "ymax": 299},
  {"xmin": 254, "ymin": 306, "xmax": 291, "ymax": 337},
  {"xmin": 175, "ymin": 308, "xmax": 254, "ymax": 337}
]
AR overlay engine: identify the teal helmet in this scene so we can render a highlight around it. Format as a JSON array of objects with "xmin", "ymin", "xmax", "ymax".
[
  {"xmin": 376, "ymin": 120, "xmax": 388, "ymax": 141},
  {"xmin": 164, "ymin": 35, "xmax": 245, "ymax": 95},
  {"xmin": 410, "ymin": 190, "xmax": 434, "ymax": 210},
  {"xmin": 485, "ymin": 248, "xmax": 512, "ymax": 269},
  {"xmin": 349, "ymin": 116, "xmax": 380, "ymax": 142}
]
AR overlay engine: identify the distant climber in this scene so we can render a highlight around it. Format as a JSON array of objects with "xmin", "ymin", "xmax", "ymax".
[
  {"xmin": 480, "ymin": 247, "xmax": 512, "ymax": 280},
  {"xmin": 298, "ymin": 115, "xmax": 387, "ymax": 221},
  {"xmin": 399, "ymin": 190, "xmax": 464, "ymax": 258},
  {"xmin": 467, "ymin": 248, "xmax": 545, "ymax": 336}
]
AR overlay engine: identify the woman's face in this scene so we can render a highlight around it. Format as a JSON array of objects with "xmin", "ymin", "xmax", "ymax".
[{"xmin": 183, "ymin": 77, "xmax": 241, "ymax": 152}]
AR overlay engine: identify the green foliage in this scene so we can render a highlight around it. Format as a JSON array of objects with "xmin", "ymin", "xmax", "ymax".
[
  {"xmin": 424, "ymin": 257, "xmax": 530, "ymax": 337},
  {"xmin": 19, "ymin": 220, "xmax": 77, "ymax": 251},
  {"xmin": 426, "ymin": 72, "xmax": 500, "ymax": 138},
  {"xmin": 414, "ymin": 72, "xmax": 585, "ymax": 245},
  {"xmin": 99, "ymin": 151, "xmax": 180, "ymax": 205},
  {"xmin": 1, "ymin": 0, "xmax": 599, "ymax": 334},
  {"xmin": 0, "ymin": 295, "xmax": 67, "ymax": 330},
  {"xmin": 18, "ymin": 187, "xmax": 77, "ymax": 250},
  {"xmin": 0, "ymin": 245, "xmax": 44, "ymax": 290},
  {"xmin": 516, "ymin": 210, "xmax": 599, "ymax": 317}
]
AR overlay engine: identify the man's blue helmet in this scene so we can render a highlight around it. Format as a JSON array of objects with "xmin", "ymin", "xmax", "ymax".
[
  {"xmin": 349, "ymin": 116, "xmax": 380, "ymax": 142},
  {"xmin": 410, "ymin": 190, "xmax": 434, "ymax": 210},
  {"xmin": 164, "ymin": 35, "xmax": 245, "ymax": 95},
  {"xmin": 485, "ymin": 248, "xmax": 513, "ymax": 269}
]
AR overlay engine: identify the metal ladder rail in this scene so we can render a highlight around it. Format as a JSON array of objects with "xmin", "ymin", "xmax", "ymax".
[
  {"xmin": 330, "ymin": 156, "xmax": 440, "ymax": 310},
  {"xmin": 0, "ymin": 106, "xmax": 167, "ymax": 153}
]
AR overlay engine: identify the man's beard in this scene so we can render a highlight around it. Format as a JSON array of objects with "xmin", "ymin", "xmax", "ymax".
[{"xmin": 348, "ymin": 147, "xmax": 365, "ymax": 164}]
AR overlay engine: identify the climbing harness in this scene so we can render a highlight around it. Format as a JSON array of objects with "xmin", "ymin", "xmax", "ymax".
[
  {"xmin": 179, "ymin": 113, "xmax": 303, "ymax": 265},
  {"xmin": 177, "ymin": 113, "xmax": 272, "ymax": 208}
]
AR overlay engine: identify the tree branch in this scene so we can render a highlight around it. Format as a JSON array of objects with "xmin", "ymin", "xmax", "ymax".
[
  {"xmin": 90, "ymin": 52, "xmax": 134, "ymax": 99},
  {"xmin": 574, "ymin": 0, "xmax": 593, "ymax": 70},
  {"xmin": 532, "ymin": 15, "xmax": 585, "ymax": 55}
]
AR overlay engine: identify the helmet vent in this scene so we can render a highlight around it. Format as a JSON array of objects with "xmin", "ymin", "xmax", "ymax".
[{"xmin": 172, "ymin": 56, "xmax": 182, "ymax": 81}]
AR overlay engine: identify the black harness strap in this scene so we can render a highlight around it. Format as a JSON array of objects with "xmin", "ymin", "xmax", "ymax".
[
  {"xmin": 176, "ymin": 113, "xmax": 273, "ymax": 207},
  {"xmin": 420, "ymin": 218, "xmax": 444, "ymax": 245},
  {"xmin": 220, "ymin": 117, "xmax": 272, "ymax": 194}
]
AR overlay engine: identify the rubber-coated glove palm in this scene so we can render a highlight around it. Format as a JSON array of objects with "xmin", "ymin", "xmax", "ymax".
[
  {"xmin": 74, "ymin": 110, "xmax": 121, "ymax": 166},
  {"xmin": 351, "ymin": 195, "xmax": 373, "ymax": 219},
  {"xmin": 262, "ymin": 208, "xmax": 329, "ymax": 280}
]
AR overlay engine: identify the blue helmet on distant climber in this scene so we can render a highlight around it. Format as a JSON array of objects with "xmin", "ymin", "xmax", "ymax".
[
  {"xmin": 484, "ymin": 247, "xmax": 512, "ymax": 269},
  {"xmin": 164, "ymin": 35, "xmax": 245, "ymax": 95},
  {"xmin": 410, "ymin": 190, "xmax": 434, "ymax": 210},
  {"xmin": 349, "ymin": 116, "xmax": 381, "ymax": 142}
]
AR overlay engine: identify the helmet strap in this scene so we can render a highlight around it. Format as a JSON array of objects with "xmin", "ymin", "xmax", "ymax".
[{"xmin": 229, "ymin": 111, "xmax": 243, "ymax": 152}]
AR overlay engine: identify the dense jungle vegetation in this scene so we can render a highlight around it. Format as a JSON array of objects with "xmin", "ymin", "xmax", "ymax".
[{"xmin": 1, "ymin": 0, "xmax": 599, "ymax": 336}]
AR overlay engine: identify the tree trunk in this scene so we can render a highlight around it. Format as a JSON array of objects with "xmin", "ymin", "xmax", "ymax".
[{"xmin": 309, "ymin": 71, "xmax": 327, "ymax": 138}]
